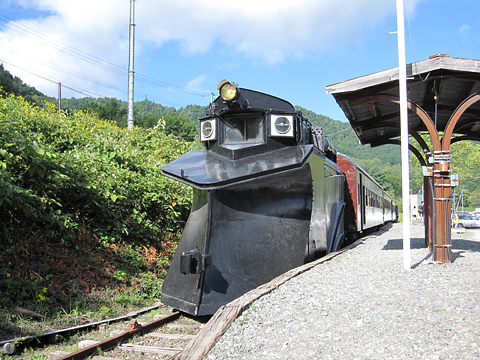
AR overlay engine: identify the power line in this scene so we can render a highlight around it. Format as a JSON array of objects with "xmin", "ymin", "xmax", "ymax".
[
  {"xmin": 0, "ymin": 14, "xmax": 210, "ymax": 97},
  {"xmin": 0, "ymin": 58, "xmax": 191, "ymax": 107},
  {"xmin": 0, "ymin": 42, "xmax": 126, "ymax": 92},
  {"xmin": 0, "ymin": 16, "xmax": 126, "ymax": 76},
  {"xmin": 0, "ymin": 58, "xmax": 101, "ymax": 97},
  {"xmin": 325, "ymin": 126, "xmax": 353, "ymax": 137}
]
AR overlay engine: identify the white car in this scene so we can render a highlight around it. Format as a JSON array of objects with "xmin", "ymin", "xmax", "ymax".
[{"xmin": 452, "ymin": 213, "xmax": 480, "ymax": 228}]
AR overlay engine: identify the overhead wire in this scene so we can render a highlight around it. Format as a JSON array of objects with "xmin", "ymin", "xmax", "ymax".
[
  {"xmin": 404, "ymin": 0, "xmax": 429, "ymax": 82},
  {"xmin": 0, "ymin": 42, "xmax": 126, "ymax": 92},
  {"xmin": 324, "ymin": 126, "xmax": 354, "ymax": 137},
  {"xmin": 0, "ymin": 15, "xmax": 126, "ymax": 76},
  {"xmin": 0, "ymin": 14, "xmax": 210, "ymax": 98},
  {"xmin": 0, "ymin": 56, "xmax": 190, "ymax": 107},
  {"xmin": 0, "ymin": 58, "xmax": 102, "ymax": 97}
]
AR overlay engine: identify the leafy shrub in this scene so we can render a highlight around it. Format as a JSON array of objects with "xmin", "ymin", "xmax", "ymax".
[{"xmin": 0, "ymin": 95, "xmax": 194, "ymax": 312}]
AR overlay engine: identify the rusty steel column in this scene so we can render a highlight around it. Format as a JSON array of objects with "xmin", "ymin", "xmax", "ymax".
[
  {"xmin": 384, "ymin": 137, "xmax": 434, "ymax": 250},
  {"xmin": 432, "ymin": 150, "xmax": 452, "ymax": 263},
  {"xmin": 345, "ymin": 94, "xmax": 476, "ymax": 262},
  {"xmin": 434, "ymin": 92, "xmax": 480, "ymax": 263},
  {"xmin": 424, "ymin": 176, "xmax": 433, "ymax": 251},
  {"xmin": 408, "ymin": 132, "xmax": 433, "ymax": 249}
]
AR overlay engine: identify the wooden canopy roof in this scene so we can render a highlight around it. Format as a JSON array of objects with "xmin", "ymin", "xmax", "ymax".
[{"xmin": 326, "ymin": 55, "xmax": 480, "ymax": 147}]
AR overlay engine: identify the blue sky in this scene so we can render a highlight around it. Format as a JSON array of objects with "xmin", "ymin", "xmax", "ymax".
[{"xmin": 0, "ymin": 0, "xmax": 479, "ymax": 122}]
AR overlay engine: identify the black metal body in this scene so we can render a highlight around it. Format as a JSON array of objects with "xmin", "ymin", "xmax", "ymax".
[{"xmin": 160, "ymin": 84, "xmax": 392, "ymax": 316}]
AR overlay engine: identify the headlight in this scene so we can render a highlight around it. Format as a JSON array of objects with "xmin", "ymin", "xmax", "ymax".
[
  {"xmin": 202, "ymin": 121, "xmax": 213, "ymax": 138},
  {"xmin": 274, "ymin": 116, "xmax": 291, "ymax": 134},
  {"xmin": 218, "ymin": 80, "xmax": 240, "ymax": 101},
  {"xmin": 200, "ymin": 118, "xmax": 217, "ymax": 141},
  {"xmin": 270, "ymin": 114, "xmax": 294, "ymax": 137}
]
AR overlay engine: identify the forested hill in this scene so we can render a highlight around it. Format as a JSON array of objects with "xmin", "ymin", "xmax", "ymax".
[
  {"xmin": 0, "ymin": 64, "xmax": 55, "ymax": 105},
  {"xmin": 3, "ymin": 64, "xmax": 480, "ymax": 207},
  {"xmin": 57, "ymin": 99, "xmax": 401, "ymax": 167},
  {"xmin": 297, "ymin": 106, "xmax": 401, "ymax": 167},
  {"xmin": 0, "ymin": 64, "xmax": 401, "ymax": 197}
]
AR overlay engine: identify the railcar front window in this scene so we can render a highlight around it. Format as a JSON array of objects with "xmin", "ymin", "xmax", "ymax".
[{"xmin": 223, "ymin": 114, "xmax": 264, "ymax": 145}]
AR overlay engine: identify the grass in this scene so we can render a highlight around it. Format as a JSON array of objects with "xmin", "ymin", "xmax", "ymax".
[
  {"xmin": 0, "ymin": 286, "xmax": 166, "ymax": 359},
  {"xmin": 0, "ymin": 223, "xmax": 178, "ymax": 345},
  {"xmin": 0, "ymin": 285, "xmax": 161, "ymax": 343}
]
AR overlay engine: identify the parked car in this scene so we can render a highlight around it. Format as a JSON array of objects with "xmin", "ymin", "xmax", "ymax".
[{"xmin": 452, "ymin": 213, "xmax": 480, "ymax": 228}]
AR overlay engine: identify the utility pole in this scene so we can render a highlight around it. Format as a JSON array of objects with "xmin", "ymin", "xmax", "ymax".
[
  {"xmin": 396, "ymin": 0, "xmax": 411, "ymax": 270},
  {"xmin": 127, "ymin": 0, "xmax": 136, "ymax": 129},
  {"xmin": 58, "ymin": 82, "xmax": 61, "ymax": 113}
]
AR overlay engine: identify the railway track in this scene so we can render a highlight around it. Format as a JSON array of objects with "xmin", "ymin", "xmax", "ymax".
[
  {"xmin": 5, "ymin": 233, "xmax": 373, "ymax": 359},
  {"xmin": 1, "ymin": 304, "xmax": 209, "ymax": 360},
  {"xmin": 49, "ymin": 308, "xmax": 209, "ymax": 360}
]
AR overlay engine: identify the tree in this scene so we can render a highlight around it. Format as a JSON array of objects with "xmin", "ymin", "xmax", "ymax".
[
  {"xmin": 83, "ymin": 98, "xmax": 128, "ymax": 127},
  {"xmin": 163, "ymin": 113, "xmax": 198, "ymax": 141},
  {"xmin": 0, "ymin": 64, "xmax": 51, "ymax": 104},
  {"xmin": 369, "ymin": 165, "xmax": 394, "ymax": 193},
  {"xmin": 135, "ymin": 113, "xmax": 159, "ymax": 128},
  {"xmin": 451, "ymin": 141, "xmax": 480, "ymax": 182}
]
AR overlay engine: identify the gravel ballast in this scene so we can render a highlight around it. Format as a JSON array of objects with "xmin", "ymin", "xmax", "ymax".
[{"xmin": 206, "ymin": 223, "xmax": 480, "ymax": 360}]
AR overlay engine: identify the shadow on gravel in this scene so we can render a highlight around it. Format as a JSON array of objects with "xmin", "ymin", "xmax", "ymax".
[
  {"xmin": 381, "ymin": 238, "xmax": 479, "ymax": 265},
  {"xmin": 381, "ymin": 237, "xmax": 427, "ymax": 250},
  {"xmin": 452, "ymin": 239, "xmax": 480, "ymax": 251},
  {"xmin": 374, "ymin": 223, "xmax": 393, "ymax": 236},
  {"xmin": 450, "ymin": 251, "xmax": 466, "ymax": 263},
  {"xmin": 449, "ymin": 239, "xmax": 480, "ymax": 263}
]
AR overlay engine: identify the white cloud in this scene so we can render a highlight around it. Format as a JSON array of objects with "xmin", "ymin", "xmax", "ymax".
[
  {"xmin": 137, "ymin": 0, "xmax": 399, "ymax": 62},
  {"xmin": 0, "ymin": 0, "xmax": 424, "ymax": 99},
  {"xmin": 459, "ymin": 24, "xmax": 470, "ymax": 37},
  {"xmin": 186, "ymin": 75, "xmax": 207, "ymax": 91},
  {"xmin": 0, "ymin": 0, "xmax": 130, "ymax": 97}
]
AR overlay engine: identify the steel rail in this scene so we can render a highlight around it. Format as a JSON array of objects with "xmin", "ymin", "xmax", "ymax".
[
  {"xmin": 0, "ymin": 302, "xmax": 164, "ymax": 352},
  {"xmin": 56, "ymin": 311, "xmax": 181, "ymax": 360}
]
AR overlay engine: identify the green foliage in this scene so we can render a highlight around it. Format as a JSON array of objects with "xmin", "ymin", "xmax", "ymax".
[
  {"xmin": 451, "ymin": 141, "xmax": 480, "ymax": 182},
  {"xmin": 82, "ymin": 98, "xmax": 128, "ymax": 127},
  {"xmin": 298, "ymin": 105, "xmax": 402, "ymax": 200},
  {"xmin": 135, "ymin": 112, "xmax": 159, "ymax": 128},
  {"xmin": 450, "ymin": 140, "xmax": 480, "ymax": 208},
  {"xmin": 62, "ymin": 97, "xmax": 204, "ymax": 130},
  {"xmin": 0, "ymin": 64, "xmax": 54, "ymax": 105},
  {"xmin": 0, "ymin": 95, "xmax": 193, "ymax": 243},
  {"xmin": 163, "ymin": 113, "xmax": 198, "ymax": 141},
  {"xmin": 134, "ymin": 98, "xmax": 176, "ymax": 120},
  {"xmin": 409, "ymin": 133, "xmax": 480, "ymax": 209},
  {"xmin": 298, "ymin": 105, "xmax": 402, "ymax": 167},
  {"xmin": 176, "ymin": 104, "xmax": 206, "ymax": 125},
  {"xmin": 0, "ymin": 94, "xmax": 194, "ymax": 312}
]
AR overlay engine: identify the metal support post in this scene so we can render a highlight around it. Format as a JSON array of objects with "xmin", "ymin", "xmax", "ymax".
[
  {"xmin": 127, "ymin": 0, "xmax": 135, "ymax": 129},
  {"xmin": 432, "ymin": 150, "xmax": 452, "ymax": 263}
]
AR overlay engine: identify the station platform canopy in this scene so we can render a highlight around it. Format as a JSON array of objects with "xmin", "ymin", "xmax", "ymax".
[
  {"xmin": 326, "ymin": 54, "xmax": 480, "ymax": 147},
  {"xmin": 326, "ymin": 54, "xmax": 480, "ymax": 264}
]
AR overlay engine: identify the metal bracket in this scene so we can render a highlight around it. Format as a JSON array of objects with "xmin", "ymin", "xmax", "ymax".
[
  {"xmin": 180, "ymin": 247, "xmax": 212, "ymax": 275},
  {"xmin": 450, "ymin": 174, "xmax": 459, "ymax": 187},
  {"xmin": 312, "ymin": 127, "xmax": 323, "ymax": 150},
  {"xmin": 422, "ymin": 166, "xmax": 433, "ymax": 176}
]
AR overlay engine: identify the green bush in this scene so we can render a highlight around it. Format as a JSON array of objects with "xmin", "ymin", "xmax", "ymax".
[{"xmin": 0, "ymin": 94, "xmax": 194, "ymax": 312}]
